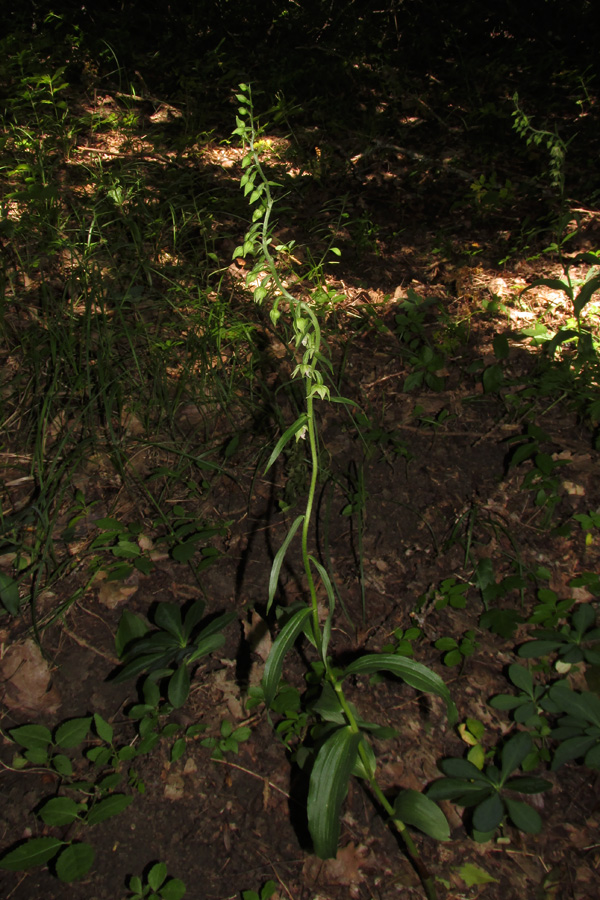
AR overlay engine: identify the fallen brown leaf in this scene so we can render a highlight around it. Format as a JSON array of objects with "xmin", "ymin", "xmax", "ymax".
[{"xmin": 0, "ymin": 638, "xmax": 61, "ymax": 714}]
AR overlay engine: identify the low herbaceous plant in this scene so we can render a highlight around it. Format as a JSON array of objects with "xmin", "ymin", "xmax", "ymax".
[{"xmin": 233, "ymin": 84, "xmax": 457, "ymax": 900}]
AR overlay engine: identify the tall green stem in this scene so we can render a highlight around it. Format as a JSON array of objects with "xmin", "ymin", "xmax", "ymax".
[{"xmin": 234, "ymin": 85, "xmax": 439, "ymax": 900}]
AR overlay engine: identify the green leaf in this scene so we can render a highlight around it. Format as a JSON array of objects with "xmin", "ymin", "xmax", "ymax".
[
  {"xmin": 585, "ymin": 743, "xmax": 600, "ymax": 768},
  {"xmin": 168, "ymin": 664, "xmax": 191, "ymax": 709},
  {"xmin": 572, "ymin": 603, "xmax": 596, "ymax": 632},
  {"xmin": 171, "ymin": 738, "xmax": 187, "ymax": 763},
  {"xmin": 500, "ymin": 732, "xmax": 532, "ymax": 780},
  {"xmin": 483, "ymin": 364, "xmax": 504, "ymax": 394},
  {"xmin": 509, "ymin": 443, "xmax": 537, "ymax": 468},
  {"xmin": 38, "ymin": 797, "xmax": 80, "ymax": 826},
  {"xmin": 265, "ymin": 415, "xmax": 308, "ymax": 473},
  {"xmin": 148, "ymin": 862, "xmax": 167, "ymax": 891},
  {"xmin": 489, "ymin": 694, "xmax": 524, "ymax": 711},
  {"xmin": 112, "ymin": 540, "xmax": 141, "ymax": 558},
  {"xmin": 55, "ymin": 842, "xmax": 95, "ymax": 882},
  {"xmin": 440, "ymin": 758, "xmax": 490, "ymax": 781},
  {"xmin": 97, "ymin": 773, "xmax": 122, "ymax": 791},
  {"xmin": 172, "ymin": 541, "xmax": 197, "ymax": 563},
  {"xmin": 455, "ymin": 863, "xmax": 498, "ymax": 887},
  {"xmin": 504, "ymin": 797, "xmax": 542, "ymax": 833},
  {"xmin": 427, "ymin": 779, "xmax": 491, "ymax": 803},
  {"xmin": 472, "ymin": 792, "xmax": 503, "ymax": 832},
  {"xmin": 308, "ymin": 554, "xmax": 335, "ymax": 660},
  {"xmin": 190, "ymin": 610, "xmax": 235, "ymax": 643},
  {"xmin": 342, "ymin": 654, "xmax": 457, "ymax": 725},
  {"xmin": 154, "ymin": 603, "xmax": 184, "ymax": 641},
  {"xmin": 550, "ymin": 683, "xmax": 600, "ymax": 723},
  {"xmin": 53, "ymin": 716, "xmax": 91, "ymax": 749},
  {"xmin": 508, "ymin": 663, "xmax": 533, "ymax": 693},
  {"xmin": 52, "ymin": 754, "xmax": 73, "ymax": 776},
  {"xmin": 86, "ymin": 794, "xmax": 133, "ymax": 825},
  {"xmin": 87, "ymin": 746, "xmax": 111, "ymax": 766},
  {"xmin": 574, "ymin": 273, "xmax": 600, "ymax": 318},
  {"xmin": 493, "ymin": 333, "xmax": 509, "ymax": 360},
  {"xmin": 0, "ymin": 572, "xmax": 20, "ymax": 615},
  {"xmin": 518, "ymin": 639, "xmax": 561, "ymax": 658},
  {"xmin": 161, "ymin": 877, "xmax": 187, "ymax": 900},
  {"xmin": 24, "ymin": 747, "xmax": 50, "ymax": 765},
  {"xmin": 94, "ymin": 517, "xmax": 124, "ymax": 531},
  {"xmin": 134, "ymin": 557, "xmax": 153, "ymax": 576},
  {"xmin": 0, "ymin": 837, "xmax": 64, "ymax": 870},
  {"xmin": 182, "ymin": 600, "xmax": 207, "ymax": 641},
  {"xmin": 393, "ymin": 789, "xmax": 450, "ymax": 841},
  {"xmin": 435, "ymin": 637, "xmax": 458, "ymax": 652},
  {"xmin": 263, "ymin": 606, "xmax": 312, "ymax": 707},
  {"xmin": 137, "ymin": 732, "xmax": 160, "ymax": 755},
  {"xmin": 267, "ymin": 515, "xmax": 304, "ymax": 613},
  {"xmin": 129, "ymin": 875, "xmax": 143, "ymax": 893},
  {"xmin": 521, "ymin": 277, "xmax": 572, "ymax": 300},
  {"xmin": 186, "ymin": 632, "xmax": 227, "ymax": 664},
  {"xmin": 552, "ymin": 735, "xmax": 598, "ymax": 769},
  {"xmin": 93, "ymin": 713, "xmax": 114, "ymax": 744},
  {"xmin": 504, "ymin": 776, "xmax": 552, "ymax": 793},
  {"xmin": 115, "ymin": 609, "xmax": 147, "ymax": 657},
  {"xmin": 10, "ymin": 724, "xmax": 52, "ymax": 750},
  {"xmin": 307, "ymin": 726, "xmax": 361, "ymax": 859},
  {"xmin": 352, "ymin": 737, "xmax": 377, "ymax": 780}
]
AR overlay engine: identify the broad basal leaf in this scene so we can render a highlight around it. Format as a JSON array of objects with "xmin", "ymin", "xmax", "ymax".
[{"xmin": 307, "ymin": 726, "xmax": 361, "ymax": 859}]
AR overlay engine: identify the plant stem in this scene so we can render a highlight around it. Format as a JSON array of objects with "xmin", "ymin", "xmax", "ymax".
[{"xmin": 330, "ymin": 676, "xmax": 437, "ymax": 899}]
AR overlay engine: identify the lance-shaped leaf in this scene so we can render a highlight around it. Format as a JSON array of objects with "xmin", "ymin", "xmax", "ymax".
[
  {"xmin": 342, "ymin": 654, "xmax": 457, "ymax": 724},
  {"xmin": 574, "ymin": 273, "xmax": 600, "ymax": 318},
  {"xmin": 265, "ymin": 416, "xmax": 308, "ymax": 473},
  {"xmin": 263, "ymin": 606, "xmax": 312, "ymax": 707},
  {"xmin": 267, "ymin": 515, "xmax": 304, "ymax": 613},
  {"xmin": 307, "ymin": 726, "xmax": 361, "ymax": 858},
  {"xmin": 308, "ymin": 555, "xmax": 335, "ymax": 661},
  {"xmin": 521, "ymin": 277, "xmax": 573, "ymax": 301}
]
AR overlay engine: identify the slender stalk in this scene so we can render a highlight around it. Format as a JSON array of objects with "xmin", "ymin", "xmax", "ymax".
[
  {"xmin": 330, "ymin": 674, "xmax": 437, "ymax": 899},
  {"xmin": 234, "ymin": 85, "xmax": 440, "ymax": 900}
]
